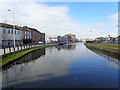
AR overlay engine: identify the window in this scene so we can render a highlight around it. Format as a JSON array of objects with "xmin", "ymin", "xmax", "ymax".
[
  {"xmin": 11, "ymin": 29, "xmax": 13, "ymax": 34},
  {"xmin": 8, "ymin": 29, "xmax": 10, "ymax": 34},
  {"xmin": 3, "ymin": 29, "xmax": 6, "ymax": 33},
  {"xmin": 18, "ymin": 31, "xmax": 20, "ymax": 34}
]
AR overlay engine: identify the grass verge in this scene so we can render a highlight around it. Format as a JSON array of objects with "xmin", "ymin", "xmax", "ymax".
[
  {"xmin": 0, "ymin": 44, "xmax": 57, "ymax": 67},
  {"xmin": 84, "ymin": 43, "xmax": 119, "ymax": 55}
]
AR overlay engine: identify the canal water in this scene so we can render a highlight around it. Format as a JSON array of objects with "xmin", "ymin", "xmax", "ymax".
[{"xmin": 2, "ymin": 43, "xmax": 119, "ymax": 88}]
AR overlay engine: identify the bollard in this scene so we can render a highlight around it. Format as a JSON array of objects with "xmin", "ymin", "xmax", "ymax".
[
  {"xmin": 13, "ymin": 45, "xmax": 15, "ymax": 52},
  {"xmin": 20, "ymin": 44, "xmax": 22, "ymax": 50},
  {"xmin": 8, "ymin": 44, "xmax": 11, "ymax": 53},
  {"xmin": 18, "ymin": 45, "xmax": 19, "ymax": 51},
  {"xmin": 2, "ymin": 45, "xmax": 5, "ymax": 54},
  {"xmin": 17, "ymin": 45, "xmax": 19, "ymax": 51},
  {"xmin": 29, "ymin": 44, "xmax": 31, "ymax": 47},
  {"xmin": 24, "ymin": 44, "xmax": 25, "ymax": 49}
]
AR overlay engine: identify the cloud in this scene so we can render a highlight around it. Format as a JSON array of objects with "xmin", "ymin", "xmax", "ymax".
[
  {"xmin": 107, "ymin": 13, "xmax": 119, "ymax": 36},
  {"xmin": 1, "ymin": 1, "xmax": 75, "ymax": 35},
  {"xmin": 0, "ymin": 1, "xmax": 118, "ymax": 39},
  {"xmin": 0, "ymin": 0, "xmax": 119, "ymax": 2},
  {"xmin": 108, "ymin": 13, "xmax": 118, "ymax": 26},
  {"xmin": 109, "ymin": 13, "xmax": 118, "ymax": 21}
]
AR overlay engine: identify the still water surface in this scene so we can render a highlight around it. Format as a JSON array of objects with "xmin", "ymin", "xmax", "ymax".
[{"xmin": 2, "ymin": 43, "xmax": 119, "ymax": 88}]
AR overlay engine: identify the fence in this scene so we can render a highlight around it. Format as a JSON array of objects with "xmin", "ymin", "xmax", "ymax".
[{"xmin": 0, "ymin": 44, "xmax": 43, "ymax": 56}]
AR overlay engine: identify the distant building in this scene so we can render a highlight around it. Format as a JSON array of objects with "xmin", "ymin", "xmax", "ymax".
[
  {"xmin": 40, "ymin": 32, "xmax": 45, "ymax": 44},
  {"xmin": 57, "ymin": 35, "xmax": 68, "ymax": 44},
  {"xmin": 94, "ymin": 35, "xmax": 117, "ymax": 44},
  {"xmin": 45, "ymin": 35, "xmax": 51, "ymax": 44},
  {"xmin": 115, "ymin": 36, "xmax": 120, "ymax": 44},
  {"xmin": 94, "ymin": 37, "xmax": 106, "ymax": 43},
  {"xmin": 107, "ymin": 37, "xmax": 116, "ymax": 43},
  {"xmin": 64, "ymin": 33, "xmax": 76, "ymax": 43},
  {"xmin": 23, "ymin": 26, "xmax": 45, "ymax": 44},
  {"xmin": 49, "ymin": 36, "xmax": 57, "ymax": 43}
]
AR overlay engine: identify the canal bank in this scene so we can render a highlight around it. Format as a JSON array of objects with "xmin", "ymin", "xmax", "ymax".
[
  {"xmin": 84, "ymin": 43, "xmax": 120, "ymax": 58},
  {"xmin": 0, "ymin": 44, "xmax": 58, "ymax": 67}
]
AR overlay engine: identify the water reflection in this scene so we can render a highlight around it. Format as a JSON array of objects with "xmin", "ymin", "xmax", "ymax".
[
  {"xmin": 86, "ymin": 47, "xmax": 119, "ymax": 64},
  {"xmin": 2, "ymin": 43, "xmax": 118, "ymax": 88},
  {"xmin": 56, "ymin": 44, "xmax": 76, "ymax": 50},
  {"xmin": 2, "ymin": 44, "xmax": 77, "ymax": 88},
  {"xmin": 3, "ymin": 48, "xmax": 45, "ymax": 71}
]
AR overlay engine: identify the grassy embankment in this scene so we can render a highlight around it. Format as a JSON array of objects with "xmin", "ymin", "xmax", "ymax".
[
  {"xmin": 84, "ymin": 43, "xmax": 119, "ymax": 55},
  {"xmin": 0, "ymin": 44, "xmax": 57, "ymax": 67}
]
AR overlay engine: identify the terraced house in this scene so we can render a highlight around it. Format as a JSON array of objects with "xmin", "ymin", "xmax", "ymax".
[
  {"xmin": 0, "ymin": 23, "xmax": 24, "ymax": 47},
  {"xmin": 22, "ymin": 26, "xmax": 32, "ymax": 44},
  {"xmin": 23, "ymin": 26, "xmax": 45, "ymax": 44},
  {"xmin": 0, "ymin": 23, "xmax": 45, "ymax": 47}
]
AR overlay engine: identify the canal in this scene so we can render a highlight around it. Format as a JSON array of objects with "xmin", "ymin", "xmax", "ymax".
[{"xmin": 2, "ymin": 42, "xmax": 119, "ymax": 88}]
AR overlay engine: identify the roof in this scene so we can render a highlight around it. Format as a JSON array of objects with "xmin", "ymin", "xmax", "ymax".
[
  {"xmin": 116, "ymin": 36, "xmax": 120, "ymax": 38},
  {"xmin": 64, "ymin": 33, "xmax": 76, "ymax": 36},
  {"xmin": 23, "ymin": 26, "xmax": 40, "ymax": 33},
  {"xmin": 95, "ymin": 37, "xmax": 105, "ymax": 39},
  {"xmin": 22, "ymin": 26, "xmax": 31, "ymax": 32},
  {"xmin": 0, "ymin": 22, "xmax": 22, "ymax": 30},
  {"xmin": 0, "ymin": 22, "xmax": 44, "ymax": 34},
  {"xmin": 0, "ymin": 22, "xmax": 13, "ymax": 28}
]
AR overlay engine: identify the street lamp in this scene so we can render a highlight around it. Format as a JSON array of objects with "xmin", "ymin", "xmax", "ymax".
[
  {"xmin": 8, "ymin": 8, "xmax": 16, "ymax": 48},
  {"xmin": 89, "ymin": 30, "xmax": 94, "ymax": 40}
]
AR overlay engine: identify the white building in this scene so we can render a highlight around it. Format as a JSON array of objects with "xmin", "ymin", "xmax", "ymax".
[
  {"xmin": 0, "ymin": 23, "xmax": 24, "ymax": 47},
  {"xmin": 45, "ymin": 35, "xmax": 51, "ymax": 44}
]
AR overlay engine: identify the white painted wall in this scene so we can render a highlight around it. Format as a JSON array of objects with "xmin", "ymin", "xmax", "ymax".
[
  {"xmin": 0, "ymin": 27, "xmax": 2, "ymax": 41},
  {"xmin": 0, "ymin": 27, "xmax": 23, "ymax": 41},
  {"xmin": 45, "ymin": 35, "xmax": 51, "ymax": 43},
  {"xmin": 0, "ymin": 28, "xmax": 2, "ymax": 47},
  {"xmin": 0, "ymin": 27, "xmax": 24, "ymax": 46}
]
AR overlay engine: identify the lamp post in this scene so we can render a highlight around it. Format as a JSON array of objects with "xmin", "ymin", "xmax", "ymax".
[
  {"xmin": 87, "ymin": 30, "xmax": 92, "ymax": 41},
  {"xmin": 8, "ymin": 8, "xmax": 16, "ymax": 48},
  {"xmin": 43, "ymin": 26, "xmax": 45, "ymax": 44},
  {"xmin": 90, "ymin": 30, "xmax": 92, "ymax": 40}
]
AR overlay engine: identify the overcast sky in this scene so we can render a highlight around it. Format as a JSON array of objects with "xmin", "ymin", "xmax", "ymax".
[{"xmin": 0, "ymin": 0, "xmax": 118, "ymax": 39}]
